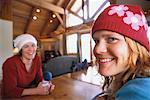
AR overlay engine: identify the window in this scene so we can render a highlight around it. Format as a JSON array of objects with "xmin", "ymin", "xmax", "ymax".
[
  {"xmin": 66, "ymin": 0, "xmax": 110, "ymax": 27},
  {"xmin": 89, "ymin": 0, "xmax": 110, "ymax": 20},
  {"xmin": 66, "ymin": 34, "xmax": 77, "ymax": 54},
  {"xmin": 66, "ymin": 0, "xmax": 83, "ymax": 27},
  {"xmin": 81, "ymin": 33, "xmax": 96, "ymax": 63},
  {"xmin": 81, "ymin": 34, "xmax": 91, "ymax": 62}
]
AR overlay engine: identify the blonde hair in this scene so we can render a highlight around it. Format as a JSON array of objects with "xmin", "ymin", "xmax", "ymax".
[{"xmin": 102, "ymin": 37, "xmax": 150, "ymax": 91}]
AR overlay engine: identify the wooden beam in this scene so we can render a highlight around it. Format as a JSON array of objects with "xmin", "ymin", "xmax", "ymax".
[
  {"xmin": 40, "ymin": 38, "xmax": 58, "ymax": 42},
  {"xmin": 65, "ymin": 21, "xmax": 93, "ymax": 34},
  {"xmin": 66, "ymin": 0, "xmax": 76, "ymax": 10},
  {"xmin": 54, "ymin": 12, "xmax": 64, "ymax": 28},
  {"xmin": 18, "ymin": 0, "xmax": 65, "ymax": 14},
  {"xmin": 38, "ymin": 21, "xmax": 93, "ymax": 39},
  {"xmin": 66, "ymin": 27, "xmax": 91, "ymax": 34}
]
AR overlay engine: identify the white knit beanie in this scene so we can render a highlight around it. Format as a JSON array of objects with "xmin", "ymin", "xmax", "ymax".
[{"xmin": 13, "ymin": 34, "xmax": 37, "ymax": 51}]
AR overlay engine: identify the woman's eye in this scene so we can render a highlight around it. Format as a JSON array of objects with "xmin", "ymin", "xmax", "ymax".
[
  {"xmin": 32, "ymin": 44, "xmax": 36, "ymax": 47},
  {"xmin": 23, "ymin": 45, "xmax": 29, "ymax": 48},
  {"xmin": 107, "ymin": 37, "xmax": 118, "ymax": 43}
]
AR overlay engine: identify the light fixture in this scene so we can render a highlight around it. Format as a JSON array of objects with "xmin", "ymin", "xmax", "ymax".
[
  {"xmin": 33, "ymin": 16, "xmax": 37, "ymax": 20},
  {"xmin": 36, "ymin": 8, "xmax": 40, "ymax": 13},
  {"xmin": 50, "ymin": 19, "xmax": 53, "ymax": 23},
  {"xmin": 52, "ymin": 14, "xmax": 56, "ymax": 18}
]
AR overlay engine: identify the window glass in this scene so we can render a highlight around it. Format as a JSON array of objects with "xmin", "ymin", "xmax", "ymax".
[
  {"xmin": 81, "ymin": 34, "xmax": 91, "ymax": 62},
  {"xmin": 66, "ymin": 0, "xmax": 110, "ymax": 27},
  {"xmin": 66, "ymin": 34, "xmax": 77, "ymax": 54},
  {"xmin": 66, "ymin": 0, "xmax": 83, "ymax": 27},
  {"xmin": 89, "ymin": 0, "xmax": 110, "ymax": 20}
]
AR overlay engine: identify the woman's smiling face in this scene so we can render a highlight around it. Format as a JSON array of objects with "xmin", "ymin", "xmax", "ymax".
[
  {"xmin": 93, "ymin": 30, "xmax": 129, "ymax": 76},
  {"xmin": 21, "ymin": 42, "xmax": 37, "ymax": 60}
]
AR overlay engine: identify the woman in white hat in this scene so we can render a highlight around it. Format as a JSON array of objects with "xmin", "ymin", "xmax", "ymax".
[{"xmin": 2, "ymin": 34, "xmax": 55, "ymax": 98}]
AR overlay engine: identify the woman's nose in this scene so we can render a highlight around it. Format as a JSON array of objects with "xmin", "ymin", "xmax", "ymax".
[
  {"xmin": 28, "ymin": 46, "xmax": 35, "ymax": 51},
  {"xmin": 94, "ymin": 42, "xmax": 107, "ymax": 54}
]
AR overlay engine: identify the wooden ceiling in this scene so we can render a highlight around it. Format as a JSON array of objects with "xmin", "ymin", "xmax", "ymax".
[{"xmin": 12, "ymin": 0, "xmax": 72, "ymax": 39}]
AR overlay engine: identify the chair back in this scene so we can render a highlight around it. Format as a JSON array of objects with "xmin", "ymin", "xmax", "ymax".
[{"xmin": 43, "ymin": 56, "xmax": 78, "ymax": 77}]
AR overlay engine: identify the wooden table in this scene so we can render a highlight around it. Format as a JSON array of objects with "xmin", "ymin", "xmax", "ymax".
[{"xmin": 1, "ymin": 71, "xmax": 102, "ymax": 100}]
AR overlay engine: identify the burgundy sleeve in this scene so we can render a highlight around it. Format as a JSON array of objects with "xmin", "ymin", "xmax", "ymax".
[
  {"xmin": 2, "ymin": 59, "xmax": 24, "ymax": 98},
  {"xmin": 35, "ymin": 56, "xmax": 43, "ymax": 82}
]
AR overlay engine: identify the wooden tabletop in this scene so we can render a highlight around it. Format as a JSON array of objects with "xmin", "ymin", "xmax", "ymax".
[{"xmin": 1, "ymin": 71, "xmax": 102, "ymax": 100}]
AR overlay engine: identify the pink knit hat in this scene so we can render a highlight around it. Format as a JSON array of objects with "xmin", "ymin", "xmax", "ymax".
[{"xmin": 92, "ymin": 4, "xmax": 149, "ymax": 51}]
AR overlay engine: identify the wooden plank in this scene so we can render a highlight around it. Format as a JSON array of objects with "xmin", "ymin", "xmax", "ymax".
[
  {"xmin": 65, "ymin": 21, "xmax": 93, "ymax": 34},
  {"xmin": 0, "ymin": 0, "xmax": 12, "ymax": 20},
  {"xmin": 23, "ymin": 7, "xmax": 34, "ymax": 34},
  {"xmin": 39, "ymin": 12, "xmax": 50, "ymax": 36}
]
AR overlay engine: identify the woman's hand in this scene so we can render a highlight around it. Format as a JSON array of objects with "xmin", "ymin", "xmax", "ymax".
[
  {"xmin": 49, "ymin": 81, "xmax": 55, "ymax": 93},
  {"xmin": 36, "ymin": 82, "xmax": 50, "ymax": 95}
]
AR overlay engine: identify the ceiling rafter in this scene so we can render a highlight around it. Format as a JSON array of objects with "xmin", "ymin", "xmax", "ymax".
[
  {"xmin": 56, "ymin": 0, "xmax": 65, "ymax": 6},
  {"xmin": 54, "ymin": 12, "xmax": 64, "ymax": 28},
  {"xmin": 18, "ymin": 0, "xmax": 65, "ymax": 14},
  {"xmin": 66, "ymin": 0, "xmax": 76, "ymax": 10}
]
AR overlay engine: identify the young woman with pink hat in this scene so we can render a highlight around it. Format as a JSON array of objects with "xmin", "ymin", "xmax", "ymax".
[{"xmin": 92, "ymin": 4, "xmax": 150, "ymax": 100}]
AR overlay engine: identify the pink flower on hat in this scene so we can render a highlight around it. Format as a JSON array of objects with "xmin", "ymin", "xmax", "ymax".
[
  {"xmin": 108, "ymin": 5, "xmax": 128, "ymax": 16},
  {"xmin": 123, "ymin": 11, "xmax": 143, "ymax": 31},
  {"xmin": 141, "ymin": 12, "xmax": 148, "ymax": 31}
]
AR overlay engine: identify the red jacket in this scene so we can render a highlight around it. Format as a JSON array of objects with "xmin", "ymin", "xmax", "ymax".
[{"xmin": 2, "ymin": 55, "xmax": 43, "ymax": 98}]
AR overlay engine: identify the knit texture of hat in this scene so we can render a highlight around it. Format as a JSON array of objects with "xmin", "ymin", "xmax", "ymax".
[
  {"xmin": 92, "ymin": 4, "xmax": 149, "ymax": 51},
  {"xmin": 13, "ymin": 34, "xmax": 37, "ymax": 51}
]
